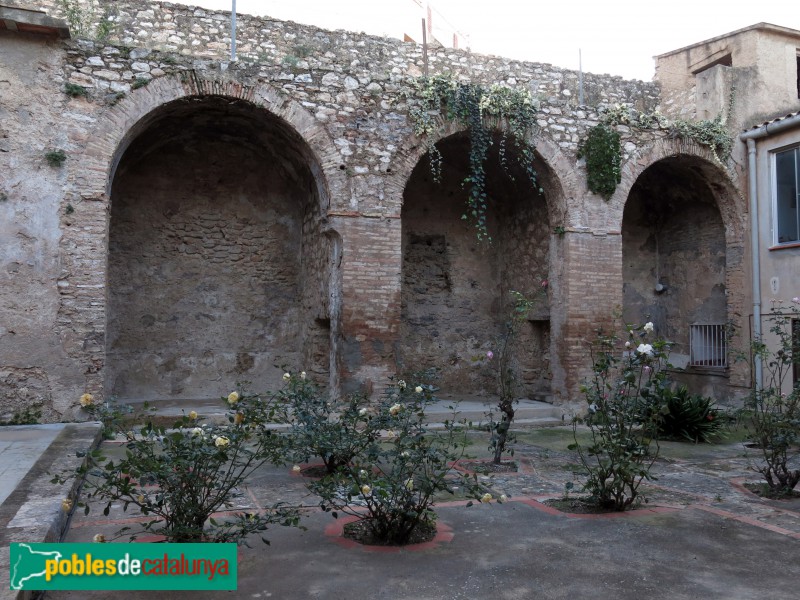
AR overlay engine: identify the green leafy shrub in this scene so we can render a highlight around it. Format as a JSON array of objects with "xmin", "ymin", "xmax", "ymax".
[
  {"xmin": 58, "ymin": 390, "xmax": 301, "ymax": 544},
  {"xmin": 657, "ymin": 386, "xmax": 724, "ymax": 443},
  {"xmin": 744, "ymin": 302, "xmax": 800, "ymax": 493},
  {"xmin": 45, "ymin": 149, "xmax": 67, "ymax": 167},
  {"xmin": 64, "ymin": 82, "xmax": 89, "ymax": 98},
  {"xmin": 577, "ymin": 124, "xmax": 621, "ymax": 200},
  {"xmin": 277, "ymin": 372, "xmax": 373, "ymax": 474},
  {"xmin": 307, "ymin": 378, "xmax": 485, "ymax": 545},
  {"xmin": 570, "ymin": 322, "xmax": 670, "ymax": 511}
]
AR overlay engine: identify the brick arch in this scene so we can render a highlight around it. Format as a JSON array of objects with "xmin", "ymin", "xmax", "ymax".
[
  {"xmin": 68, "ymin": 73, "xmax": 344, "ymax": 210},
  {"xmin": 612, "ymin": 136, "xmax": 750, "ymax": 391},
  {"xmin": 385, "ymin": 122, "xmax": 575, "ymax": 229},
  {"xmin": 609, "ymin": 137, "xmax": 746, "ymax": 242},
  {"xmin": 60, "ymin": 73, "xmax": 345, "ymax": 400}
]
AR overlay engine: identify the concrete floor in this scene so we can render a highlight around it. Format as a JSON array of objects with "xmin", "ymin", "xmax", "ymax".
[{"xmin": 2, "ymin": 418, "xmax": 800, "ymax": 600}]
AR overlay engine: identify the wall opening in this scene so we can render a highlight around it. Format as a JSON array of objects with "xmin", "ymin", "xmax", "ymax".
[
  {"xmin": 622, "ymin": 156, "xmax": 727, "ymax": 378},
  {"xmin": 399, "ymin": 133, "xmax": 551, "ymax": 400},
  {"xmin": 106, "ymin": 96, "xmax": 328, "ymax": 401}
]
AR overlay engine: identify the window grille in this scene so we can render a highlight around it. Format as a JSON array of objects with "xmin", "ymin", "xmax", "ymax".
[{"xmin": 689, "ymin": 324, "xmax": 727, "ymax": 368}]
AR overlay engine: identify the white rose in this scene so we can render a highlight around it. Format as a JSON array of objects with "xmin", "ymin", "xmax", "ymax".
[
  {"xmin": 636, "ymin": 343, "xmax": 654, "ymax": 357},
  {"xmin": 283, "ymin": 372, "xmax": 291, "ymax": 381},
  {"xmin": 389, "ymin": 403, "xmax": 402, "ymax": 416},
  {"xmin": 643, "ymin": 322, "xmax": 654, "ymax": 333},
  {"xmin": 300, "ymin": 371, "xmax": 307, "ymax": 380},
  {"xmin": 292, "ymin": 465, "xmax": 302, "ymax": 473},
  {"xmin": 397, "ymin": 380, "xmax": 407, "ymax": 389},
  {"xmin": 415, "ymin": 386, "xmax": 423, "ymax": 393},
  {"xmin": 190, "ymin": 427, "xmax": 204, "ymax": 437},
  {"xmin": 404, "ymin": 478, "xmax": 414, "ymax": 491},
  {"xmin": 361, "ymin": 484, "xmax": 371, "ymax": 496},
  {"xmin": 358, "ymin": 407, "xmax": 368, "ymax": 416}
]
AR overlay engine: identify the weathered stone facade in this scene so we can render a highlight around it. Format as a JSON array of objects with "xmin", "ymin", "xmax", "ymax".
[{"xmin": 1, "ymin": 0, "xmax": 760, "ymax": 421}]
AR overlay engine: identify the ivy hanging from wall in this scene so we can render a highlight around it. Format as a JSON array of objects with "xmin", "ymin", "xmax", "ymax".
[
  {"xmin": 406, "ymin": 75, "xmax": 541, "ymax": 242},
  {"xmin": 580, "ymin": 87, "xmax": 735, "ymax": 201}
]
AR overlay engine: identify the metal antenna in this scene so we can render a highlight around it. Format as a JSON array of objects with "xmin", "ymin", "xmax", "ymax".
[{"xmin": 231, "ymin": 0, "xmax": 237, "ymax": 61}]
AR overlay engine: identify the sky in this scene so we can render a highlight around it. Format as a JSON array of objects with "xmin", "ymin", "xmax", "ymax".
[{"xmin": 170, "ymin": 0, "xmax": 798, "ymax": 81}]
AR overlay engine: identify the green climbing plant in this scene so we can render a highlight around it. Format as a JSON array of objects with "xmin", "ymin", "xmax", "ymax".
[
  {"xmin": 406, "ymin": 75, "xmax": 541, "ymax": 242},
  {"xmin": 580, "ymin": 87, "xmax": 735, "ymax": 200},
  {"xmin": 577, "ymin": 124, "xmax": 621, "ymax": 200}
]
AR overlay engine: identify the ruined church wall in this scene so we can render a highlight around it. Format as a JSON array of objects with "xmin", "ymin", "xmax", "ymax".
[{"xmin": 2, "ymin": 0, "xmax": 753, "ymax": 419}]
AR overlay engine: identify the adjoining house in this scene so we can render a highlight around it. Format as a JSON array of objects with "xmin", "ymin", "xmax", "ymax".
[{"xmin": 0, "ymin": 1, "xmax": 797, "ymax": 421}]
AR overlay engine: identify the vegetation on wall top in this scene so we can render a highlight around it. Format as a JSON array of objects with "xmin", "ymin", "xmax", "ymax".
[
  {"xmin": 581, "ymin": 91, "xmax": 735, "ymax": 200},
  {"xmin": 405, "ymin": 75, "xmax": 542, "ymax": 242}
]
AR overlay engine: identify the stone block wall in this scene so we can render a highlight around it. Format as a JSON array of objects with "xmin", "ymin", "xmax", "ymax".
[{"xmin": 0, "ymin": 0, "xmax": 756, "ymax": 419}]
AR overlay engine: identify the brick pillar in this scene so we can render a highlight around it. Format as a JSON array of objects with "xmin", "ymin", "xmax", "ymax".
[
  {"xmin": 56, "ymin": 194, "xmax": 108, "ymax": 406},
  {"xmin": 555, "ymin": 230, "xmax": 623, "ymax": 403},
  {"xmin": 330, "ymin": 213, "xmax": 402, "ymax": 396}
]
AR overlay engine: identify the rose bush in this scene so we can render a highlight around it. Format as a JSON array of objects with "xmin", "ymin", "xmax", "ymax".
[
  {"xmin": 569, "ymin": 322, "xmax": 671, "ymax": 511},
  {"xmin": 55, "ymin": 389, "xmax": 301, "ymax": 544}
]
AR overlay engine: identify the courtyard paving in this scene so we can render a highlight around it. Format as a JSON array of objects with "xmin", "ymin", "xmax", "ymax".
[{"xmin": 37, "ymin": 423, "xmax": 800, "ymax": 599}]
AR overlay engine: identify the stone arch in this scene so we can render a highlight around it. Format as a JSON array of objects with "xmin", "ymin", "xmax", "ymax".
[
  {"xmin": 610, "ymin": 137, "xmax": 745, "ymax": 239},
  {"xmin": 613, "ymin": 137, "xmax": 748, "ymax": 398},
  {"xmin": 386, "ymin": 121, "xmax": 575, "ymax": 229},
  {"xmin": 391, "ymin": 124, "xmax": 572, "ymax": 401},
  {"xmin": 59, "ymin": 73, "xmax": 345, "ymax": 401}
]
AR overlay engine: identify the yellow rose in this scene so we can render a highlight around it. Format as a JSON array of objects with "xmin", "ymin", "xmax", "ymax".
[
  {"xmin": 404, "ymin": 478, "xmax": 414, "ymax": 491},
  {"xmin": 481, "ymin": 493, "xmax": 493, "ymax": 504},
  {"xmin": 61, "ymin": 498, "xmax": 73, "ymax": 512},
  {"xmin": 93, "ymin": 534, "xmax": 106, "ymax": 543},
  {"xmin": 234, "ymin": 412, "xmax": 244, "ymax": 425},
  {"xmin": 188, "ymin": 410, "xmax": 198, "ymax": 420},
  {"xmin": 389, "ymin": 403, "xmax": 402, "ymax": 416},
  {"xmin": 79, "ymin": 393, "xmax": 94, "ymax": 407},
  {"xmin": 361, "ymin": 484, "xmax": 371, "ymax": 496},
  {"xmin": 227, "ymin": 391, "xmax": 239, "ymax": 406},
  {"xmin": 214, "ymin": 436, "xmax": 230, "ymax": 448},
  {"xmin": 292, "ymin": 465, "xmax": 302, "ymax": 473}
]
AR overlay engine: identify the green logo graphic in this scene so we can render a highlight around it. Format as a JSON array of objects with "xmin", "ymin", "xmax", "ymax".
[{"xmin": 10, "ymin": 543, "xmax": 237, "ymax": 591}]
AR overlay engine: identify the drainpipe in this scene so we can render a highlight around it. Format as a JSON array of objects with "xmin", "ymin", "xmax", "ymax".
[{"xmin": 739, "ymin": 112, "xmax": 800, "ymax": 389}]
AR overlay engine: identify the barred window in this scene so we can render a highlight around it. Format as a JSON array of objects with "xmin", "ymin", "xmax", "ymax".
[{"xmin": 689, "ymin": 324, "xmax": 727, "ymax": 368}]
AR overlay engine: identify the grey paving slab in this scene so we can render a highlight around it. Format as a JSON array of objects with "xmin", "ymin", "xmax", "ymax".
[{"xmin": 0, "ymin": 425, "xmax": 65, "ymax": 506}]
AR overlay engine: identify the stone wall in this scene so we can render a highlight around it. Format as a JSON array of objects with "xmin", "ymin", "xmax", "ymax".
[{"xmin": 0, "ymin": 0, "xmax": 756, "ymax": 420}]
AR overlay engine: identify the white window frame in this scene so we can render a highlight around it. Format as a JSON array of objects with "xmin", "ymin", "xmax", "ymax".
[{"xmin": 771, "ymin": 144, "xmax": 800, "ymax": 246}]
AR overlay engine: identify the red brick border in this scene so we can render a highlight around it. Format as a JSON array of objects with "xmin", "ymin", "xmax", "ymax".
[{"xmin": 324, "ymin": 515, "xmax": 454, "ymax": 553}]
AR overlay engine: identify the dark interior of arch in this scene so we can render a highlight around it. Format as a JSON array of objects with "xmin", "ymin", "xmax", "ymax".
[
  {"xmin": 107, "ymin": 96, "xmax": 332, "ymax": 401},
  {"xmin": 622, "ymin": 156, "xmax": 727, "ymax": 363},
  {"xmin": 400, "ymin": 133, "xmax": 552, "ymax": 400}
]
